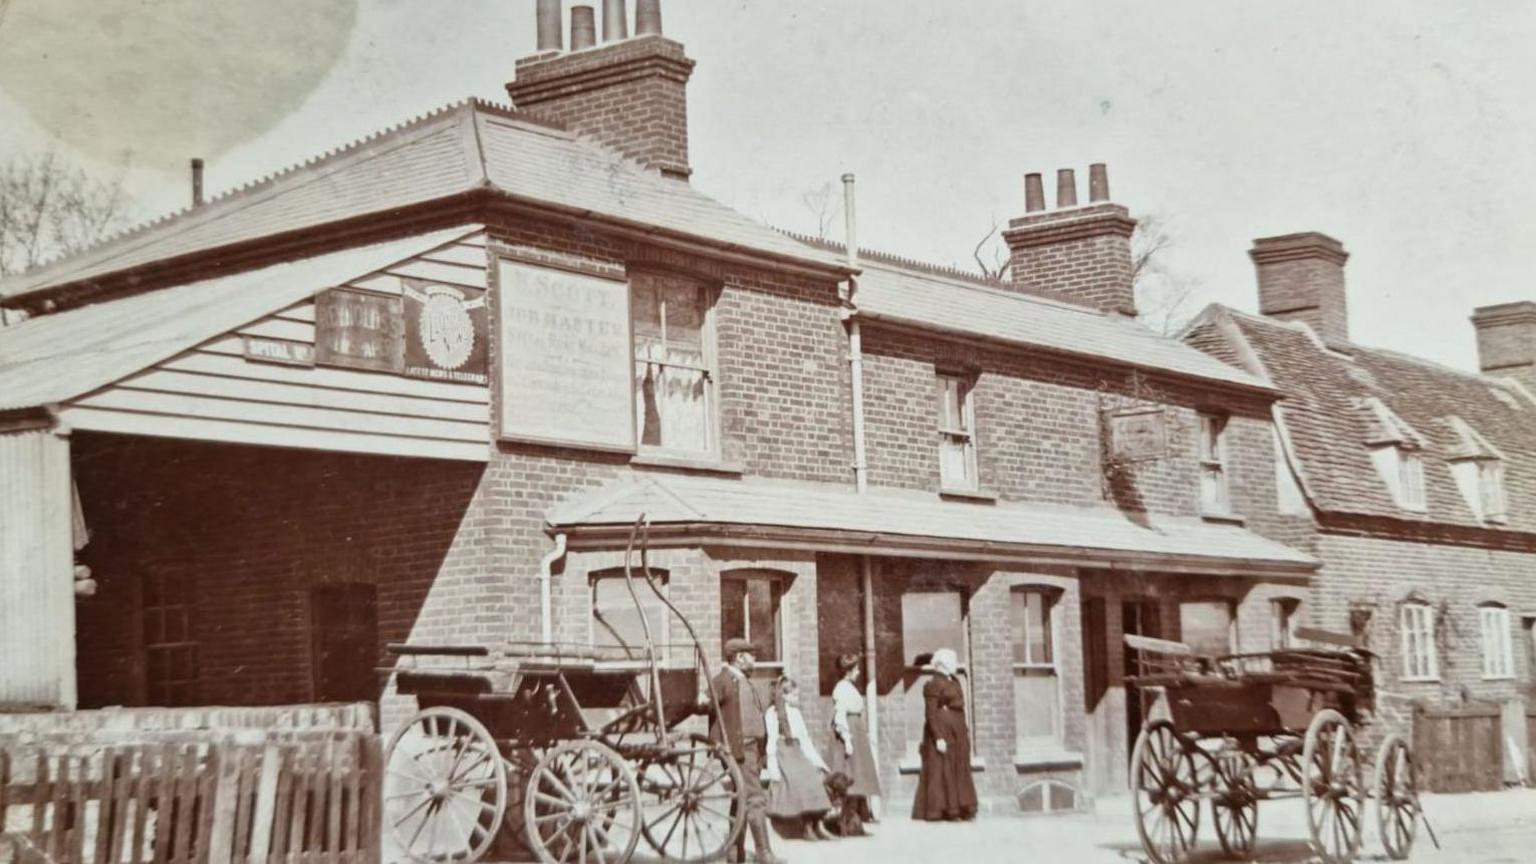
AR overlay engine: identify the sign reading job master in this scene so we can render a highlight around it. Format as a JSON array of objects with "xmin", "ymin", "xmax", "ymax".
[{"xmin": 496, "ymin": 259, "xmax": 635, "ymax": 452}]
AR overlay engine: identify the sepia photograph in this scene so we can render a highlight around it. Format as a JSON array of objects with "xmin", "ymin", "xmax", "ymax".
[{"xmin": 1, "ymin": 2, "xmax": 1534, "ymax": 862}]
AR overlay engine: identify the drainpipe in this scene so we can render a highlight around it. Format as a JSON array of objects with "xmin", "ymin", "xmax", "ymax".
[
  {"xmin": 842, "ymin": 172, "xmax": 882, "ymax": 815},
  {"xmin": 540, "ymin": 533, "xmax": 568, "ymax": 644}
]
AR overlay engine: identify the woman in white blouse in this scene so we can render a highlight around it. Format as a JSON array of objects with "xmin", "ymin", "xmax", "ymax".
[
  {"xmin": 826, "ymin": 653, "xmax": 881, "ymax": 815},
  {"xmin": 764, "ymin": 675, "xmax": 835, "ymax": 839}
]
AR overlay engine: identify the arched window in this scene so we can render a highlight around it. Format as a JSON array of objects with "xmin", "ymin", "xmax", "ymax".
[
  {"xmin": 1399, "ymin": 601, "xmax": 1438, "ymax": 681},
  {"xmin": 1479, "ymin": 603, "xmax": 1514, "ymax": 680}
]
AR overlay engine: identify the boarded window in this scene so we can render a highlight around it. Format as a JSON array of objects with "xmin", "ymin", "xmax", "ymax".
[
  {"xmin": 633, "ymin": 273, "xmax": 713, "ymax": 454},
  {"xmin": 722, "ymin": 572, "xmax": 784, "ymax": 667},
  {"xmin": 1179, "ymin": 601, "xmax": 1234, "ymax": 658},
  {"xmin": 901, "ymin": 589, "xmax": 972, "ymax": 763},
  {"xmin": 1010, "ymin": 588, "xmax": 1060, "ymax": 744},
  {"xmin": 311, "ymin": 583, "xmax": 379, "ymax": 703},
  {"xmin": 1400, "ymin": 602, "xmax": 1438, "ymax": 681},
  {"xmin": 142, "ymin": 571, "xmax": 197, "ymax": 707},
  {"xmin": 591, "ymin": 568, "xmax": 671, "ymax": 663}
]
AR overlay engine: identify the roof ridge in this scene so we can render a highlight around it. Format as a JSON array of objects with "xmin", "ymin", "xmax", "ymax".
[{"xmin": 776, "ymin": 229, "xmax": 1003, "ymax": 288}]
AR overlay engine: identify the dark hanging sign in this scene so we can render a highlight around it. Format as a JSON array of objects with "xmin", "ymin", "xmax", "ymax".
[
  {"xmin": 1106, "ymin": 406, "xmax": 1169, "ymax": 463},
  {"xmin": 314, "ymin": 289, "xmax": 404, "ymax": 373},
  {"xmin": 402, "ymin": 279, "xmax": 489, "ymax": 385}
]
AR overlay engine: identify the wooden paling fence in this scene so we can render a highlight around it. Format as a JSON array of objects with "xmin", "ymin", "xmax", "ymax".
[
  {"xmin": 1412, "ymin": 703, "xmax": 1503, "ymax": 793},
  {"xmin": 0, "ymin": 731, "xmax": 382, "ymax": 864}
]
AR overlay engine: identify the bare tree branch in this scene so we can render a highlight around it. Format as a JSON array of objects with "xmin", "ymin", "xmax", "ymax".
[
  {"xmin": 971, "ymin": 217, "xmax": 1011, "ymax": 280},
  {"xmin": 0, "ymin": 151, "xmax": 132, "ymax": 278},
  {"xmin": 799, "ymin": 181, "xmax": 840, "ymax": 241}
]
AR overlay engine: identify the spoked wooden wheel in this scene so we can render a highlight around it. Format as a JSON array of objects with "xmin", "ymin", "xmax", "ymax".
[
  {"xmin": 384, "ymin": 706, "xmax": 508, "ymax": 863},
  {"xmin": 525, "ymin": 740, "xmax": 642, "ymax": 864},
  {"xmin": 1210, "ymin": 749, "xmax": 1259, "ymax": 860},
  {"xmin": 1132, "ymin": 721, "xmax": 1201, "ymax": 864},
  {"xmin": 1373, "ymin": 734, "xmax": 1419, "ymax": 861},
  {"xmin": 1302, "ymin": 709, "xmax": 1364, "ymax": 864},
  {"xmin": 636, "ymin": 734, "xmax": 746, "ymax": 863}
]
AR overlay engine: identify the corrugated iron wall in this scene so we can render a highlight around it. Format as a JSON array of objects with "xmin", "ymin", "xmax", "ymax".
[{"xmin": 0, "ymin": 423, "xmax": 76, "ymax": 708}]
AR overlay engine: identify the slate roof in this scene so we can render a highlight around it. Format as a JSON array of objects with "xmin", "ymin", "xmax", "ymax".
[
  {"xmin": 0, "ymin": 100, "xmax": 847, "ymax": 303},
  {"xmin": 548, "ymin": 472, "xmax": 1316, "ymax": 577},
  {"xmin": 1187, "ymin": 305, "xmax": 1536, "ymax": 531},
  {"xmin": 0, "ymin": 227, "xmax": 479, "ymax": 412}
]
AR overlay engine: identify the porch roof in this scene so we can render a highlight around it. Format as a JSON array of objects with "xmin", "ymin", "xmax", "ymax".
[
  {"xmin": 547, "ymin": 474, "xmax": 1317, "ymax": 579},
  {"xmin": 0, "ymin": 227, "xmax": 480, "ymax": 413}
]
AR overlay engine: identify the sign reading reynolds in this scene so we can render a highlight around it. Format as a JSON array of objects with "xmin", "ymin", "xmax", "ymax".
[
  {"xmin": 495, "ymin": 259, "xmax": 635, "ymax": 452},
  {"xmin": 315, "ymin": 289, "xmax": 404, "ymax": 373}
]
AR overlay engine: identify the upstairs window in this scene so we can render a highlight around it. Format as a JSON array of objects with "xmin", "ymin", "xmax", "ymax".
[
  {"xmin": 936, "ymin": 373, "xmax": 978, "ymax": 491},
  {"xmin": 1198, "ymin": 414, "xmax": 1231, "ymax": 515},
  {"xmin": 1480, "ymin": 603, "xmax": 1513, "ymax": 680},
  {"xmin": 1360, "ymin": 397, "xmax": 1426, "ymax": 512},
  {"xmin": 633, "ymin": 272, "xmax": 715, "ymax": 455},
  {"xmin": 1399, "ymin": 601, "xmax": 1438, "ymax": 681}
]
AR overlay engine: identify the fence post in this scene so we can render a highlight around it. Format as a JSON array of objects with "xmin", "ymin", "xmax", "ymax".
[
  {"xmin": 247, "ymin": 744, "xmax": 282, "ymax": 864},
  {"xmin": 206, "ymin": 745, "xmax": 240, "ymax": 864}
]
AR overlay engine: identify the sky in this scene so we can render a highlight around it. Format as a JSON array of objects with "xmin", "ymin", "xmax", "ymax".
[{"xmin": 2, "ymin": 0, "xmax": 1533, "ymax": 371}]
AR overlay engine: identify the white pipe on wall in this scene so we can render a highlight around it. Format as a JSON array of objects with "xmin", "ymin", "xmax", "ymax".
[{"xmin": 540, "ymin": 533, "xmax": 568, "ymax": 644}]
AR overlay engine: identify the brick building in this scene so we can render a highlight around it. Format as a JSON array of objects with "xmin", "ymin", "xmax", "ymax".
[
  {"xmin": 1, "ymin": 1, "xmax": 1320, "ymax": 817},
  {"xmin": 1185, "ymin": 233, "xmax": 1536, "ymax": 781}
]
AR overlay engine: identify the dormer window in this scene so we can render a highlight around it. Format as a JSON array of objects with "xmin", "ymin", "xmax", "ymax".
[
  {"xmin": 1359, "ymin": 397, "xmax": 1427, "ymax": 512},
  {"xmin": 1479, "ymin": 461, "xmax": 1507, "ymax": 522},
  {"xmin": 1397, "ymin": 450, "xmax": 1426, "ymax": 510},
  {"xmin": 1445, "ymin": 416, "xmax": 1507, "ymax": 523}
]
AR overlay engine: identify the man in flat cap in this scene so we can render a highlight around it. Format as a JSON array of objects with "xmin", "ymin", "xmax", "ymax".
[{"xmin": 711, "ymin": 637, "xmax": 782, "ymax": 864}]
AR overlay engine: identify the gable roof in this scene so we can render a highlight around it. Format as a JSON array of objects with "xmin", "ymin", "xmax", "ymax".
[
  {"xmin": 0, "ymin": 100, "xmax": 847, "ymax": 304},
  {"xmin": 852, "ymin": 258, "xmax": 1275, "ymax": 394},
  {"xmin": 548, "ymin": 472, "xmax": 1315, "ymax": 578},
  {"xmin": 0, "ymin": 227, "xmax": 480, "ymax": 412},
  {"xmin": 1188, "ymin": 305, "xmax": 1536, "ymax": 531}
]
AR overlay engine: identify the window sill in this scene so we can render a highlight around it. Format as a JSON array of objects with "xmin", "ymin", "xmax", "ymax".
[
  {"xmin": 1014, "ymin": 746, "xmax": 1084, "ymax": 771},
  {"xmin": 898, "ymin": 756, "xmax": 987, "ymax": 775},
  {"xmin": 1200, "ymin": 511, "xmax": 1246, "ymax": 526},
  {"xmin": 940, "ymin": 486, "xmax": 998, "ymax": 503},
  {"xmin": 1481, "ymin": 674, "xmax": 1515, "ymax": 682},
  {"xmin": 631, "ymin": 452, "xmax": 745, "ymax": 475},
  {"xmin": 1399, "ymin": 676, "xmax": 1441, "ymax": 684}
]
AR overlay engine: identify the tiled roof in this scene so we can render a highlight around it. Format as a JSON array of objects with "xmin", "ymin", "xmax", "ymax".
[
  {"xmin": 0, "ymin": 101, "xmax": 846, "ymax": 302},
  {"xmin": 1193, "ymin": 305, "xmax": 1536, "ymax": 530},
  {"xmin": 0, "ymin": 227, "xmax": 480, "ymax": 412},
  {"xmin": 853, "ymin": 259, "xmax": 1275, "ymax": 393},
  {"xmin": 548, "ymin": 472, "xmax": 1316, "ymax": 576}
]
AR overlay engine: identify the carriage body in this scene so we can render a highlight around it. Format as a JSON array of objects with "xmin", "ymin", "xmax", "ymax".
[{"xmin": 1125, "ymin": 632, "xmax": 1418, "ymax": 864}]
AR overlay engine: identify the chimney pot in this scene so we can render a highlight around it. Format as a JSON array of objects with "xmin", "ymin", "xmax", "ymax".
[
  {"xmin": 635, "ymin": 0, "xmax": 662, "ymax": 35},
  {"xmin": 190, "ymin": 158, "xmax": 204, "ymax": 207},
  {"xmin": 602, "ymin": 0, "xmax": 628, "ymax": 41},
  {"xmin": 570, "ymin": 4, "xmax": 596, "ymax": 50},
  {"xmin": 1056, "ymin": 168, "xmax": 1078, "ymax": 208},
  {"xmin": 1088, "ymin": 163, "xmax": 1110, "ymax": 202},
  {"xmin": 536, "ymin": 0, "xmax": 563, "ymax": 52},
  {"xmin": 1024, "ymin": 173, "xmax": 1045, "ymax": 212}
]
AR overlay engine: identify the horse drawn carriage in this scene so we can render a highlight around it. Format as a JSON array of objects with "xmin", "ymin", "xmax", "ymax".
[
  {"xmin": 380, "ymin": 520, "xmax": 745, "ymax": 864},
  {"xmin": 1127, "ymin": 628, "xmax": 1422, "ymax": 864}
]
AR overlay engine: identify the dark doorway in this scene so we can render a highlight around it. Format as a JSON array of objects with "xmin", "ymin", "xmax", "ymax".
[
  {"xmin": 311, "ymin": 583, "xmax": 379, "ymax": 703},
  {"xmin": 1121, "ymin": 598, "xmax": 1162, "ymax": 759}
]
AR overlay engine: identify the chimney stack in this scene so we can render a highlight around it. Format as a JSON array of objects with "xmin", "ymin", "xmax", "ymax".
[
  {"xmin": 190, "ymin": 158, "xmax": 204, "ymax": 207},
  {"xmin": 535, "ymin": 0, "xmax": 562, "ymax": 52},
  {"xmin": 1002, "ymin": 163, "xmax": 1137, "ymax": 316},
  {"xmin": 1471, "ymin": 302, "xmax": 1536, "ymax": 394},
  {"xmin": 1250, "ymin": 233, "xmax": 1350, "ymax": 349},
  {"xmin": 508, "ymin": 0, "xmax": 695, "ymax": 180}
]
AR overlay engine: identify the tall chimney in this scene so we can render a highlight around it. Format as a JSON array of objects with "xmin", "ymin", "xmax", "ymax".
[
  {"xmin": 603, "ymin": 0, "xmax": 628, "ymax": 41},
  {"xmin": 1471, "ymin": 302, "xmax": 1536, "ymax": 394},
  {"xmin": 1088, "ymin": 163, "xmax": 1110, "ymax": 202},
  {"xmin": 1002, "ymin": 164, "xmax": 1137, "ymax": 315},
  {"xmin": 509, "ymin": 0, "xmax": 694, "ymax": 179},
  {"xmin": 536, "ymin": 0, "xmax": 562, "ymax": 52},
  {"xmin": 190, "ymin": 158, "xmax": 204, "ymax": 207},
  {"xmin": 570, "ymin": 5, "xmax": 596, "ymax": 50},
  {"xmin": 1250, "ymin": 232, "xmax": 1350, "ymax": 349}
]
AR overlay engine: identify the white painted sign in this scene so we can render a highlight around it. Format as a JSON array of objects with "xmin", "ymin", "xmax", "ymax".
[{"xmin": 495, "ymin": 259, "xmax": 635, "ymax": 452}]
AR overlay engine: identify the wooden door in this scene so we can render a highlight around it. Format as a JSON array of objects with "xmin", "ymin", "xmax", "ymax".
[
  {"xmin": 1121, "ymin": 599, "xmax": 1162, "ymax": 750},
  {"xmin": 311, "ymin": 583, "xmax": 379, "ymax": 704}
]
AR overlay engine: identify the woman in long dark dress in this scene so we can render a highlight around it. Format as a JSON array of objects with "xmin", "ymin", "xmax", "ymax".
[{"xmin": 911, "ymin": 648, "xmax": 978, "ymax": 821}]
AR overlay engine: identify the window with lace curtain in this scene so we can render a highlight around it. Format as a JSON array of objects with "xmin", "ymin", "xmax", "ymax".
[{"xmin": 632, "ymin": 272, "xmax": 715, "ymax": 455}]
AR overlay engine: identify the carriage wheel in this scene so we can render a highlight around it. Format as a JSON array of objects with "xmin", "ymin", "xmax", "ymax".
[
  {"xmin": 525, "ymin": 740, "xmax": 642, "ymax": 864},
  {"xmin": 1132, "ymin": 721, "xmax": 1201, "ymax": 864},
  {"xmin": 1211, "ymin": 749, "xmax": 1259, "ymax": 860},
  {"xmin": 1372, "ymin": 734, "xmax": 1419, "ymax": 861},
  {"xmin": 384, "ymin": 706, "xmax": 508, "ymax": 863},
  {"xmin": 636, "ymin": 734, "xmax": 746, "ymax": 864},
  {"xmin": 1301, "ymin": 709, "xmax": 1364, "ymax": 864}
]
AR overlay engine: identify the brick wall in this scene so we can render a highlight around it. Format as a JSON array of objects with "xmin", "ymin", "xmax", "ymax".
[{"xmin": 1002, "ymin": 204, "xmax": 1136, "ymax": 315}]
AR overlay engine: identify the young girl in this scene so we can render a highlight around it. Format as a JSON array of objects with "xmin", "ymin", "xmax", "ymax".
[
  {"xmin": 764, "ymin": 675, "xmax": 835, "ymax": 839},
  {"xmin": 827, "ymin": 653, "xmax": 880, "ymax": 828}
]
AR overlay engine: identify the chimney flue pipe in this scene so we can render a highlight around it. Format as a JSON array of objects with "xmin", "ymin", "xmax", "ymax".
[
  {"xmin": 635, "ymin": 0, "xmax": 662, "ymax": 35},
  {"xmin": 1056, "ymin": 169, "xmax": 1078, "ymax": 208},
  {"xmin": 536, "ymin": 0, "xmax": 563, "ymax": 52},
  {"xmin": 1088, "ymin": 163, "xmax": 1110, "ymax": 202},
  {"xmin": 570, "ymin": 4, "xmax": 596, "ymax": 50},
  {"xmin": 190, "ymin": 158, "xmax": 204, "ymax": 207},
  {"xmin": 602, "ymin": 0, "xmax": 628, "ymax": 41},
  {"xmin": 1024, "ymin": 173, "xmax": 1045, "ymax": 212}
]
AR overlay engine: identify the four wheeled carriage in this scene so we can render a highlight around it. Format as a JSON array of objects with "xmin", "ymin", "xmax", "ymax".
[
  {"xmin": 381, "ymin": 521, "xmax": 745, "ymax": 864},
  {"xmin": 1126, "ymin": 629, "xmax": 1421, "ymax": 864}
]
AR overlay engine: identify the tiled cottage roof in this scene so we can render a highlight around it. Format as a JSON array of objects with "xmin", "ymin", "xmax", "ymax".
[
  {"xmin": 0, "ymin": 100, "xmax": 846, "ymax": 303},
  {"xmin": 548, "ymin": 472, "xmax": 1316, "ymax": 577},
  {"xmin": 1187, "ymin": 305, "xmax": 1536, "ymax": 531}
]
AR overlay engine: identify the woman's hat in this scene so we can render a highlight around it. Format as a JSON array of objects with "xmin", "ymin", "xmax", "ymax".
[{"xmin": 723, "ymin": 638, "xmax": 755, "ymax": 658}]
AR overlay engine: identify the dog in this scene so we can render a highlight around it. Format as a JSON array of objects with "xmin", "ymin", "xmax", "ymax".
[{"xmin": 821, "ymin": 771, "xmax": 866, "ymax": 837}]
